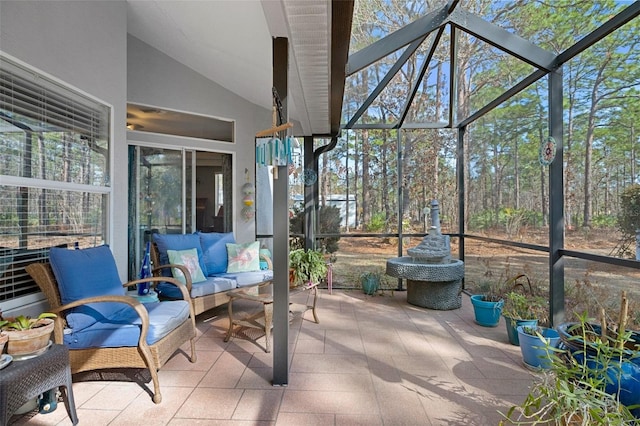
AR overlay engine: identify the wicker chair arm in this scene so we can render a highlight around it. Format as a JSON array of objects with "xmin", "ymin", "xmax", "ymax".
[
  {"xmin": 54, "ymin": 295, "xmax": 151, "ymax": 344},
  {"xmin": 260, "ymin": 253, "xmax": 273, "ymax": 270},
  {"xmin": 125, "ymin": 276, "xmax": 197, "ymax": 325},
  {"xmin": 125, "ymin": 276, "xmax": 193, "ymax": 302},
  {"xmin": 150, "ymin": 264, "xmax": 193, "ymax": 291}
]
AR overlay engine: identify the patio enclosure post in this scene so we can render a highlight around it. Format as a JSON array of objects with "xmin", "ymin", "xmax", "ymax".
[{"xmin": 548, "ymin": 68, "xmax": 565, "ymax": 327}]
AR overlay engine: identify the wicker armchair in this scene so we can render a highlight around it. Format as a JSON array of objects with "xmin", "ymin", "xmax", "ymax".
[{"xmin": 26, "ymin": 262, "xmax": 197, "ymax": 404}]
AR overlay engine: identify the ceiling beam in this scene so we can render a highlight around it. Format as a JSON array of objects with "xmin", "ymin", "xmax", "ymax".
[
  {"xmin": 449, "ymin": 8, "xmax": 556, "ymax": 71},
  {"xmin": 346, "ymin": 5, "xmax": 449, "ymax": 76},
  {"xmin": 346, "ymin": 35, "xmax": 427, "ymax": 129},
  {"xmin": 458, "ymin": 69, "xmax": 547, "ymax": 128},
  {"xmin": 554, "ymin": 1, "xmax": 640, "ymax": 67},
  {"xmin": 396, "ymin": 28, "xmax": 444, "ymax": 127},
  {"xmin": 330, "ymin": 0, "xmax": 355, "ymax": 137}
]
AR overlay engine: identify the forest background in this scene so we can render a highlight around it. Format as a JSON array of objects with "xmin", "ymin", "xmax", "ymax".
[{"xmin": 288, "ymin": 0, "xmax": 640, "ymax": 324}]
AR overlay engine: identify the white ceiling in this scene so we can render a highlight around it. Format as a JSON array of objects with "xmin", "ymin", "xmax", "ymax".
[{"xmin": 126, "ymin": 0, "xmax": 332, "ymax": 135}]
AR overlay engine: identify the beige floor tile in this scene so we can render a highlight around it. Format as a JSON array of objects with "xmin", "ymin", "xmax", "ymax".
[
  {"xmin": 109, "ymin": 386, "xmax": 193, "ymax": 425},
  {"xmin": 275, "ymin": 412, "xmax": 335, "ymax": 425},
  {"xmin": 174, "ymin": 388, "xmax": 244, "ymax": 419},
  {"xmin": 232, "ymin": 389, "xmax": 284, "ymax": 421},
  {"xmin": 80, "ymin": 382, "xmax": 145, "ymax": 410},
  {"xmin": 287, "ymin": 372, "xmax": 375, "ymax": 392},
  {"xmin": 280, "ymin": 390, "xmax": 378, "ymax": 415},
  {"xmin": 11, "ymin": 291, "xmax": 539, "ymax": 425},
  {"xmin": 290, "ymin": 353, "xmax": 369, "ymax": 374},
  {"xmin": 336, "ymin": 413, "xmax": 384, "ymax": 425}
]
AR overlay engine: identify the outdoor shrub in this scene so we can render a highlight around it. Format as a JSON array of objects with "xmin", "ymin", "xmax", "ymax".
[
  {"xmin": 365, "ymin": 212, "xmax": 386, "ymax": 232},
  {"xmin": 289, "ymin": 205, "xmax": 341, "ymax": 253}
]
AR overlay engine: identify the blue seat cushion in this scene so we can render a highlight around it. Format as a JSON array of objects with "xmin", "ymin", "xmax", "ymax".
[
  {"xmin": 154, "ymin": 233, "xmax": 208, "ymax": 277},
  {"xmin": 214, "ymin": 270, "xmax": 273, "ymax": 288},
  {"xmin": 197, "ymin": 232, "xmax": 235, "ymax": 274},
  {"xmin": 63, "ymin": 300, "xmax": 190, "ymax": 348},
  {"xmin": 156, "ymin": 277, "xmax": 236, "ymax": 299},
  {"xmin": 49, "ymin": 245, "xmax": 126, "ymax": 331}
]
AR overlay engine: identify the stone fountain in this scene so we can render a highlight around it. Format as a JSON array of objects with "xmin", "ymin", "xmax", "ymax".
[{"xmin": 386, "ymin": 200, "xmax": 464, "ymax": 310}]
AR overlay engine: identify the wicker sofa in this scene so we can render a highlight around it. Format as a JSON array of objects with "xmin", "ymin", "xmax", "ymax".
[
  {"xmin": 150, "ymin": 232, "xmax": 273, "ymax": 317},
  {"xmin": 26, "ymin": 245, "xmax": 197, "ymax": 404}
]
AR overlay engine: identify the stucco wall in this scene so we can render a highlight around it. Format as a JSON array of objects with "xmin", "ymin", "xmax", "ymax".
[{"xmin": 127, "ymin": 35, "xmax": 272, "ymax": 245}]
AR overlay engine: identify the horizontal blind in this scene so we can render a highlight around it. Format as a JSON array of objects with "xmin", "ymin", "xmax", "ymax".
[
  {"xmin": 0, "ymin": 55, "xmax": 110, "ymax": 303},
  {"xmin": 0, "ymin": 60, "xmax": 105, "ymax": 136}
]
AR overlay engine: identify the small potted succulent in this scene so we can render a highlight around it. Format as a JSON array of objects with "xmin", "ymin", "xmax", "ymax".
[
  {"xmin": 359, "ymin": 268, "xmax": 387, "ymax": 295},
  {"xmin": 0, "ymin": 312, "xmax": 57, "ymax": 357}
]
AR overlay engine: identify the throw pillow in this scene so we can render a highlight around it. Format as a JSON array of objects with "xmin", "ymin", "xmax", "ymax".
[
  {"xmin": 226, "ymin": 241, "xmax": 260, "ymax": 273},
  {"xmin": 167, "ymin": 248, "xmax": 207, "ymax": 284},
  {"xmin": 197, "ymin": 231, "xmax": 235, "ymax": 274},
  {"xmin": 153, "ymin": 233, "xmax": 208, "ymax": 277}
]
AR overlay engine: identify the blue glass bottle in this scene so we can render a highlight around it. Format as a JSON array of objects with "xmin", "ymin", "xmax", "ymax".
[{"xmin": 138, "ymin": 242, "xmax": 151, "ymax": 295}]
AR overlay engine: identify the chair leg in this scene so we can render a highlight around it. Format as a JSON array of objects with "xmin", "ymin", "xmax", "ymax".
[
  {"xmin": 189, "ymin": 337, "xmax": 197, "ymax": 363},
  {"xmin": 137, "ymin": 343, "xmax": 162, "ymax": 404}
]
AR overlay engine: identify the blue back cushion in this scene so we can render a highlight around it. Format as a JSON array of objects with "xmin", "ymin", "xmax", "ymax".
[
  {"xmin": 198, "ymin": 232, "xmax": 235, "ymax": 274},
  {"xmin": 153, "ymin": 233, "xmax": 208, "ymax": 277},
  {"xmin": 49, "ymin": 245, "xmax": 129, "ymax": 331}
]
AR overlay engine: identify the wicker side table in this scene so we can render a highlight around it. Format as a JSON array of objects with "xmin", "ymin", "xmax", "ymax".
[{"xmin": 0, "ymin": 344, "xmax": 78, "ymax": 426}]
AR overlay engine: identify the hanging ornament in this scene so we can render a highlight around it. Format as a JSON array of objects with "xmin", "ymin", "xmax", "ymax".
[
  {"xmin": 241, "ymin": 182, "xmax": 255, "ymax": 195},
  {"xmin": 303, "ymin": 168, "xmax": 317, "ymax": 186},
  {"xmin": 243, "ymin": 194, "xmax": 254, "ymax": 206},
  {"xmin": 539, "ymin": 136, "xmax": 557, "ymax": 166},
  {"xmin": 241, "ymin": 206, "xmax": 255, "ymax": 221}
]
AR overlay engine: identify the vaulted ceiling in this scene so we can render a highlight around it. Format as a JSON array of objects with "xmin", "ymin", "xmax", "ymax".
[{"xmin": 126, "ymin": 0, "xmax": 353, "ymax": 137}]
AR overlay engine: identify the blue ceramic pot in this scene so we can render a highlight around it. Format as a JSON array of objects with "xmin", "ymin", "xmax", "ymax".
[
  {"xmin": 470, "ymin": 295, "xmax": 503, "ymax": 327},
  {"xmin": 557, "ymin": 322, "xmax": 640, "ymax": 417},
  {"xmin": 517, "ymin": 326, "xmax": 560, "ymax": 369},
  {"xmin": 504, "ymin": 316, "xmax": 538, "ymax": 346},
  {"xmin": 361, "ymin": 276, "xmax": 379, "ymax": 295}
]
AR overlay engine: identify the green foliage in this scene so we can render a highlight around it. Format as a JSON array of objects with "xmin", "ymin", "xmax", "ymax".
[
  {"xmin": 289, "ymin": 205, "xmax": 342, "ymax": 253},
  {"xmin": 617, "ymin": 184, "xmax": 640, "ymax": 235},
  {"xmin": 469, "ymin": 208, "xmax": 543, "ymax": 231},
  {"xmin": 0, "ymin": 313, "xmax": 56, "ymax": 331},
  {"xmin": 503, "ymin": 291, "xmax": 543, "ymax": 321},
  {"xmin": 289, "ymin": 248, "xmax": 328, "ymax": 286},
  {"xmin": 592, "ymin": 214, "xmax": 617, "ymax": 228},
  {"xmin": 365, "ymin": 212, "xmax": 386, "ymax": 232},
  {"xmin": 500, "ymin": 313, "xmax": 638, "ymax": 425}
]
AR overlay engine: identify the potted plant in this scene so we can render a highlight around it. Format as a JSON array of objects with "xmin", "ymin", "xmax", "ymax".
[
  {"xmin": 0, "ymin": 312, "xmax": 57, "ymax": 357},
  {"xmin": 288, "ymin": 248, "xmax": 328, "ymax": 288},
  {"xmin": 501, "ymin": 313, "xmax": 638, "ymax": 424},
  {"xmin": 470, "ymin": 281, "xmax": 505, "ymax": 327},
  {"xmin": 359, "ymin": 268, "xmax": 386, "ymax": 295},
  {"xmin": 516, "ymin": 325, "xmax": 561, "ymax": 370},
  {"xmin": 502, "ymin": 277, "xmax": 547, "ymax": 345},
  {"xmin": 556, "ymin": 293, "xmax": 640, "ymax": 419}
]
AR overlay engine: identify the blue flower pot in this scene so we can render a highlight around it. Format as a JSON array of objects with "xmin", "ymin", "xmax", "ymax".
[
  {"xmin": 470, "ymin": 295, "xmax": 503, "ymax": 327},
  {"xmin": 361, "ymin": 276, "xmax": 379, "ymax": 295},
  {"xmin": 517, "ymin": 326, "xmax": 560, "ymax": 369},
  {"xmin": 504, "ymin": 316, "xmax": 538, "ymax": 346},
  {"xmin": 557, "ymin": 322, "xmax": 640, "ymax": 418}
]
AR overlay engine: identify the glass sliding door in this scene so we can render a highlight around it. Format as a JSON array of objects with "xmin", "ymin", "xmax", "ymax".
[
  {"xmin": 127, "ymin": 146, "xmax": 233, "ymax": 278},
  {"xmin": 128, "ymin": 146, "xmax": 189, "ymax": 278}
]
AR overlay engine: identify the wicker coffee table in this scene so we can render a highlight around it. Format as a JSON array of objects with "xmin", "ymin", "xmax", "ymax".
[
  {"xmin": 224, "ymin": 281, "xmax": 319, "ymax": 352},
  {"xmin": 0, "ymin": 344, "xmax": 78, "ymax": 425}
]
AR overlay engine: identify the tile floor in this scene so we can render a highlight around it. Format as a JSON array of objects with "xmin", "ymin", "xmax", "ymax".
[{"xmin": 11, "ymin": 289, "xmax": 537, "ymax": 425}]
